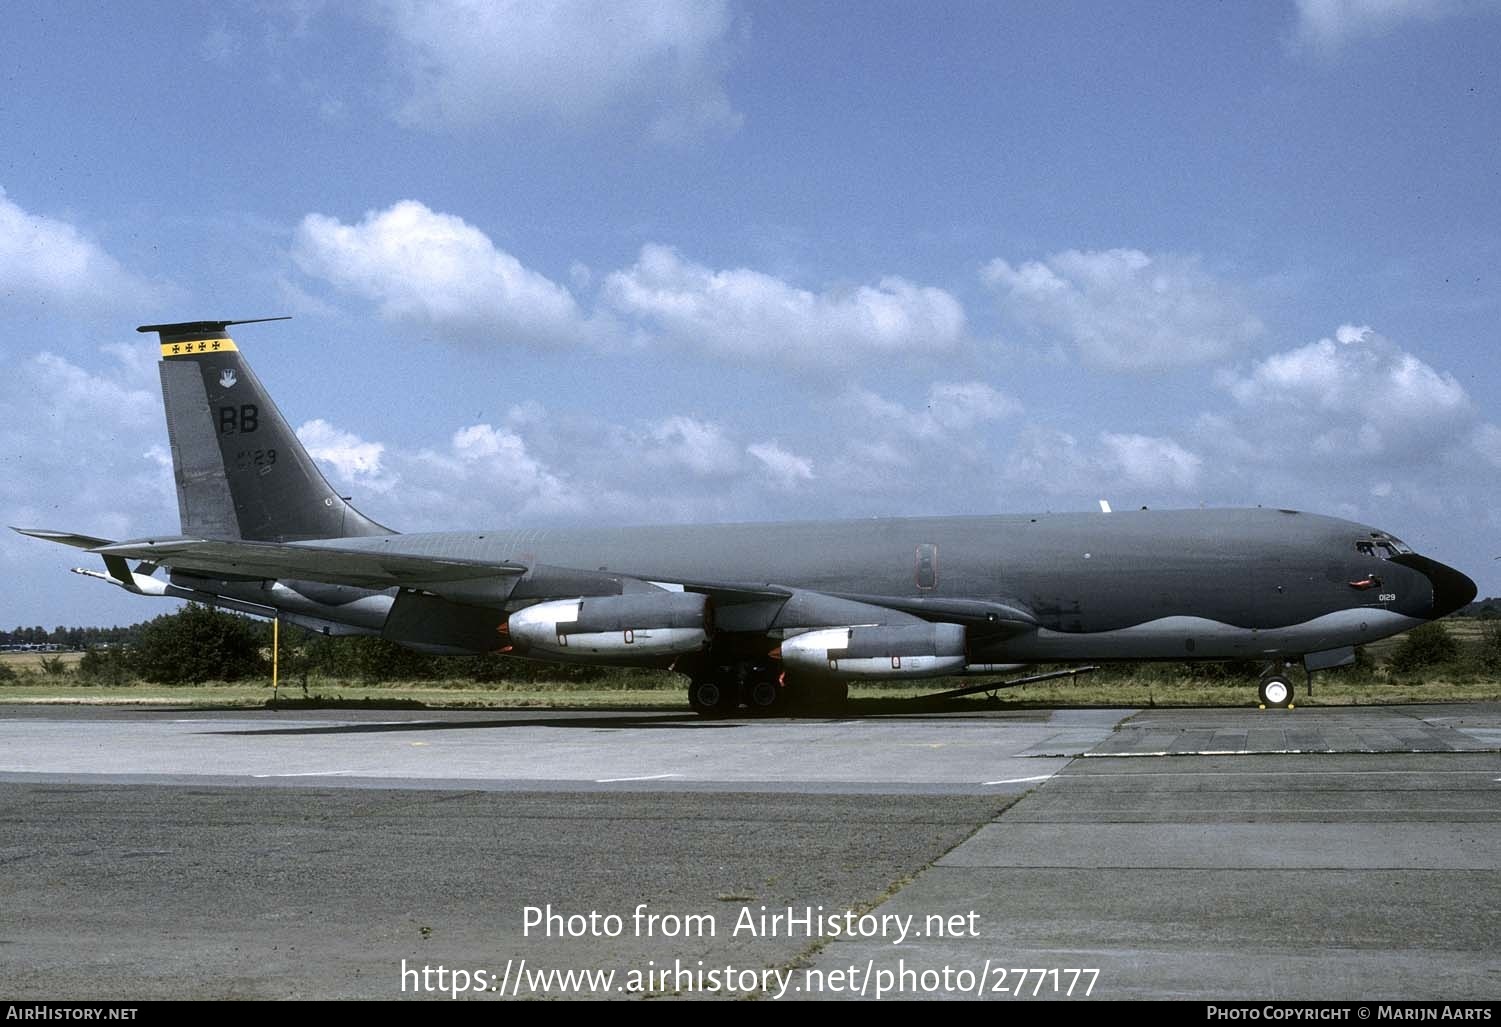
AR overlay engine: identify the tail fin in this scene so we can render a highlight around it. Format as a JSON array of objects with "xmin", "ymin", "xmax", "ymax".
[{"xmin": 141, "ymin": 319, "xmax": 392, "ymax": 542}]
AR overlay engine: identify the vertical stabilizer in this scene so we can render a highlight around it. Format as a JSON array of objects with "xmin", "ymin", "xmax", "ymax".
[{"xmin": 141, "ymin": 319, "xmax": 392, "ymax": 541}]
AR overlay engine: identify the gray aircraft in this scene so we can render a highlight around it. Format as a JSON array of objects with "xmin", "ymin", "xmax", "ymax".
[{"xmin": 17, "ymin": 320, "xmax": 1477, "ymax": 712}]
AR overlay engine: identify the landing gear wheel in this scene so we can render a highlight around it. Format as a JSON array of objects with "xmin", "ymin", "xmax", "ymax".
[
  {"xmin": 746, "ymin": 678, "xmax": 784, "ymax": 715},
  {"xmin": 1257, "ymin": 675, "xmax": 1295, "ymax": 709},
  {"xmin": 688, "ymin": 679, "xmax": 737, "ymax": 717}
]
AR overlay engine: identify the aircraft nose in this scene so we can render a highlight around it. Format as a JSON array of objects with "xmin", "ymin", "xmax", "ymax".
[{"xmin": 1390, "ymin": 553, "xmax": 1477, "ymax": 619}]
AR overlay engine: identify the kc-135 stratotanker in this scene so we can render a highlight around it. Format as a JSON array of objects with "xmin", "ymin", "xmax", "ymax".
[{"xmin": 16, "ymin": 319, "xmax": 1476, "ymax": 712}]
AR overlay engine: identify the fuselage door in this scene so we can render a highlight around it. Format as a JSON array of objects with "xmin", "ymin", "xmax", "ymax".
[{"xmin": 916, "ymin": 543, "xmax": 939, "ymax": 591}]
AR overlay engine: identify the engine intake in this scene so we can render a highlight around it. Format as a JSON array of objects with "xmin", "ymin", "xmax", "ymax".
[
  {"xmin": 777, "ymin": 623, "xmax": 966, "ymax": 680},
  {"xmin": 505, "ymin": 592, "xmax": 711, "ymax": 658}
]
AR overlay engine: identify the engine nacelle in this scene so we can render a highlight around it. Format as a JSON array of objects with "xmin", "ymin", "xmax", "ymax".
[
  {"xmin": 505, "ymin": 592, "xmax": 711, "ymax": 658},
  {"xmin": 777, "ymin": 623, "xmax": 966, "ymax": 680}
]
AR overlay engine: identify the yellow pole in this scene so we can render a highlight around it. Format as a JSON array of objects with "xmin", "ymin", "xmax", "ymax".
[{"xmin": 272, "ymin": 615, "xmax": 280, "ymax": 703}]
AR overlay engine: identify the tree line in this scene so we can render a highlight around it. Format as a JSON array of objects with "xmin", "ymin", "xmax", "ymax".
[
  {"xmin": 61, "ymin": 605, "xmax": 640, "ymax": 686},
  {"xmin": 2, "ymin": 624, "xmax": 142, "ymax": 649}
]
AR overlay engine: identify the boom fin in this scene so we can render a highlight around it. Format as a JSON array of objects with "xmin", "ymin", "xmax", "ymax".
[{"xmin": 141, "ymin": 319, "xmax": 392, "ymax": 542}]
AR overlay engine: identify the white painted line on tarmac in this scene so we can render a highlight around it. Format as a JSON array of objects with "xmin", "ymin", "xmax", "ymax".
[
  {"xmin": 595, "ymin": 773, "xmax": 684, "ymax": 783},
  {"xmin": 251, "ymin": 770, "xmax": 357, "ymax": 778},
  {"xmin": 983, "ymin": 774, "xmax": 1054, "ymax": 786},
  {"xmin": 1064, "ymin": 768, "xmax": 1498, "ymax": 779},
  {"xmin": 1060, "ymin": 749, "xmax": 1500, "ymax": 759}
]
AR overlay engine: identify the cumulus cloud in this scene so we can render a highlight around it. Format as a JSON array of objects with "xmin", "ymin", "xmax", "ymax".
[
  {"xmin": 297, "ymin": 419, "xmax": 392, "ymax": 492},
  {"xmin": 604, "ymin": 243, "xmax": 966, "ymax": 367},
  {"xmin": 747, "ymin": 441, "xmax": 814, "ymax": 491},
  {"xmin": 982, "ymin": 248, "xmax": 1262, "ymax": 371},
  {"xmin": 1291, "ymin": 0, "xmax": 1466, "ymax": 51},
  {"xmin": 1214, "ymin": 324, "xmax": 1471, "ymax": 461},
  {"xmin": 644, "ymin": 416, "xmax": 742, "ymax": 477},
  {"xmin": 1100, "ymin": 433, "xmax": 1203, "ymax": 491},
  {"xmin": 0, "ymin": 349, "xmax": 176, "ymax": 591},
  {"xmin": 378, "ymin": 0, "xmax": 742, "ymax": 139},
  {"xmin": 846, "ymin": 381, "xmax": 1020, "ymax": 440},
  {"xmin": 0, "ymin": 187, "xmax": 154, "ymax": 308},
  {"xmin": 272, "ymin": 407, "xmax": 825, "ymax": 529},
  {"xmin": 292, "ymin": 201, "xmax": 975, "ymax": 370},
  {"xmin": 293, "ymin": 200, "xmax": 594, "ymax": 348},
  {"xmin": 433, "ymin": 423, "xmax": 585, "ymax": 518},
  {"xmin": 1173, "ymin": 323, "xmax": 1501, "ymax": 528},
  {"xmin": 1003, "ymin": 426, "xmax": 1203, "ymax": 498}
]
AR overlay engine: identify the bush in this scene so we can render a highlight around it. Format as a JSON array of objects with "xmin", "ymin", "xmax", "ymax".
[
  {"xmin": 1387, "ymin": 621, "xmax": 1461, "ymax": 673},
  {"xmin": 78, "ymin": 646, "xmax": 133, "ymax": 686},
  {"xmin": 132, "ymin": 604, "xmax": 268, "ymax": 684},
  {"xmin": 37, "ymin": 655, "xmax": 70, "ymax": 677},
  {"xmin": 1473, "ymin": 622, "xmax": 1501, "ymax": 676},
  {"xmin": 0, "ymin": 661, "xmax": 16, "ymax": 684},
  {"xmin": 291, "ymin": 629, "xmax": 635, "ymax": 684},
  {"xmin": 299, "ymin": 635, "xmax": 441, "ymax": 683}
]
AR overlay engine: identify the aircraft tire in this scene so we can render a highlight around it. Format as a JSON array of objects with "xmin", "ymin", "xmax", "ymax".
[
  {"xmin": 1257, "ymin": 675, "xmax": 1295, "ymax": 709},
  {"xmin": 746, "ymin": 678, "xmax": 785, "ymax": 716},
  {"xmin": 688, "ymin": 679, "xmax": 737, "ymax": 717}
]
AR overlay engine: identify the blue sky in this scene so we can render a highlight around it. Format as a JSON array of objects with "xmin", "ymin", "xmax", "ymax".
[{"xmin": 2, "ymin": 0, "xmax": 1498, "ymax": 628}]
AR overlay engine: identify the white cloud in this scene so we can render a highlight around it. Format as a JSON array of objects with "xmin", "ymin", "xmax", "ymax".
[
  {"xmin": 0, "ymin": 350, "xmax": 176, "ymax": 588},
  {"xmin": 1100, "ymin": 433, "xmax": 1203, "ymax": 491},
  {"xmin": 926, "ymin": 382, "xmax": 1023, "ymax": 430},
  {"xmin": 378, "ymin": 0, "xmax": 741, "ymax": 139},
  {"xmin": 1216, "ymin": 324, "xmax": 1470, "ymax": 460},
  {"xmin": 436, "ymin": 423, "xmax": 584, "ymax": 518},
  {"xmin": 846, "ymin": 381, "xmax": 1020, "ymax": 440},
  {"xmin": 275, "ymin": 409, "xmax": 825, "ymax": 529},
  {"xmin": 293, "ymin": 200, "xmax": 594, "ymax": 348},
  {"xmin": 1292, "ymin": 0, "xmax": 1465, "ymax": 51},
  {"xmin": 0, "ymin": 187, "xmax": 153, "ymax": 308},
  {"xmin": 604, "ymin": 243, "xmax": 967, "ymax": 367},
  {"xmin": 1002, "ymin": 426, "xmax": 1203, "ymax": 497},
  {"xmin": 747, "ymin": 441, "xmax": 814, "ymax": 490},
  {"xmin": 645, "ymin": 416, "xmax": 742, "ymax": 477},
  {"xmin": 982, "ymin": 248, "xmax": 1262, "ymax": 371},
  {"xmin": 1174, "ymin": 325, "xmax": 1501, "ymax": 528},
  {"xmin": 1002, "ymin": 427, "xmax": 1082, "ymax": 497},
  {"xmin": 297, "ymin": 419, "xmax": 392, "ymax": 492}
]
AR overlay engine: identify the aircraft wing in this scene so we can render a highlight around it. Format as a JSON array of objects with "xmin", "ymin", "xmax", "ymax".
[
  {"xmin": 89, "ymin": 536, "xmax": 525, "ymax": 591},
  {"xmin": 24, "ymin": 528, "xmax": 1038, "ymax": 641}
]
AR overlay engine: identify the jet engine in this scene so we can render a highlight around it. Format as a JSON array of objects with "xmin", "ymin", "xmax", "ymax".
[
  {"xmin": 776, "ymin": 623, "xmax": 966, "ymax": 680},
  {"xmin": 503, "ymin": 592, "xmax": 712, "ymax": 658}
]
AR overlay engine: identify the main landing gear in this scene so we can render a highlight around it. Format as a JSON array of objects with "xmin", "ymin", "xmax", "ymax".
[
  {"xmin": 687, "ymin": 660, "xmax": 847, "ymax": 717},
  {"xmin": 688, "ymin": 660, "xmax": 784, "ymax": 717}
]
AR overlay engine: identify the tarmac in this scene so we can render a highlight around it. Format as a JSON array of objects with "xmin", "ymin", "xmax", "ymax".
[{"xmin": 1, "ymin": 702, "xmax": 1497, "ymax": 1000}]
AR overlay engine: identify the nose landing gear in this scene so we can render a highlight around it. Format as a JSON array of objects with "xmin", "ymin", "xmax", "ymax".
[{"xmin": 1256, "ymin": 673, "xmax": 1296, "ymax": 709}]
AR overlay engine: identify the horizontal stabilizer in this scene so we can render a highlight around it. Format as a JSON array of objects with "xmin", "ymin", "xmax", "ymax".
[
  {"xmin": 11, "ymin": 527, "xmax": 116, "ymax": 550},
  {"xmin": 136, "ymin": 317, "xmax": 290, "ymax": 336},
  {"xmin": 92, "ymin": 536, "xmax": 526, "ymax": 591}
]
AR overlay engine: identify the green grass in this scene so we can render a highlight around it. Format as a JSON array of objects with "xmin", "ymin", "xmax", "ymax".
[
  {"xmin": 1, "ymin": 667, "xmax": 1495, "ymax": 711},
  {"xmin": 5, "ymin": 620, "xmax": 1497, "ymax": 710}
]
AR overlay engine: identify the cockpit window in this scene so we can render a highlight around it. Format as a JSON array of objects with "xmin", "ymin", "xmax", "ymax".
[{"xmin": 1356, "ymin": 536, "xmax": 1412, "ymax": 559}]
